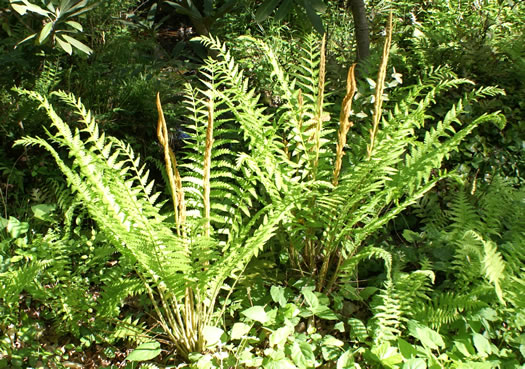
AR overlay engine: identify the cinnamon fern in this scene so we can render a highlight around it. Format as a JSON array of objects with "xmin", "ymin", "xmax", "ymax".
[
  {"xmin": 15, "ymin": 22, "xmax": 507, "ymax": 356},
  {"xmin": 15, "ymin": 88, "xmax": 289, "ymax": 358},
  {"xmin": 232, "ymin": 25, "xmax": 505, "ymax": 292}
]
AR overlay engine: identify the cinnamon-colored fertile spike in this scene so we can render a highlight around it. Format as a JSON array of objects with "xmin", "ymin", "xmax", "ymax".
[{"xmin": 333, "ymin": 64, "xmax": 357, "ymax": 186}]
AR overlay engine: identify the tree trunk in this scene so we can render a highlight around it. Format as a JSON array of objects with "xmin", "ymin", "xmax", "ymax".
[{"xmin": 348, "ymin": 0, "xmax": 370, "ymax": 76}]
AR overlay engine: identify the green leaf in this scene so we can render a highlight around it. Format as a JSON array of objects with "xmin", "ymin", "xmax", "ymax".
[
  {"xmin": 274, "ymin": 0, "xmax": 293, "ymax": 21},
  {"xmin": 290, "ymin": 340, "xmax": 315, "ymax": 369},
  {"xmin": 302, "ymin": 0, "xmax": 325, "ymax": 34},
  {"xmin": 126, "ymin": 341, "xmax": 161, "ymax": 361},
  {"xmin": 165, "ymin": 1, "xmax": 202, "ymax": 19},
  {"xmin": 32, "ymin": 204, "xmax": 56, "ymax": 222},
  {"xmin": 203, "ymin": 326, "xmax": 224, "ymax": 347},
  {"xmin": 6, "ymin": 217, "xmax": 29, "ymax": 238},
  {"xmin": 271, "ymin": 285, "xmax": 287, "ymax": 306},
  {"xmin": 337, "ymin": 350, "xmax": 354, "ymax": 369},
  {"xmin": 38, "ymin": 22, "xmax": 53, "ymax": 44},
  {"xmin": 322, "ymin": 335, "xmax": 344, "ymax": 347},
  {"xmin": 472, "ymin": 333, "xmax": 492, "ymax": 356},
  {"xmin": 312, "ymin": 305, "xmax": 338, "ymax": 320},
  {"xmin": 481, "ymin": 238, "xmax": 505, "ymax": 304},
  {"xmin": 11, "ymin": 3, "xmax": 28, "ymax": 15},
  {"xmin": 306, "ymin": 0, "xmax": 327, "ymax": 12},
  {"xmin": 334, "ymin": 322, "xmax": 345, "ymax": 332},
  {"xmin": 21, "ymin": 2, "xmax": 51, "ymax": 16},
  {"xmin": 360, "ymin": 286, "xmax": 378, "ymax": 300},
  {"xmin": 348, "ymin": 318, "xmax": 369, "ymax": 342},
  {"xmin": 55, "ymin": 35, "xmax": 72, "ymax": 54},
  {"xmin": 454, "ymin": 339, "xmax": 475, "ymax": 357},
  {"xmin": 65, "ymin": 20, "xmax": 83, "ymax": 31},
  {"xmin": 231, "ymin": 322, "xmax": 251, "ymax": 340},
  {"xmin": 402, "ymin": 229, "xmax": 421, "ymax": 243},
  {"xmin": 270, "ymin": 326, "xmax": 293, "ymax": 348},
  {"xmin": 14, "ymin": 33, "xmax": 37, "ymax": 48},
  {"xmin": 373, "ymin": 342, "xmax": 403, "ymax": 367},
  {"xmin": 242, "ymin": 305, "xmax": 269, "ymax": 324},
  {"xmin": 398, "ymin": 337, "xmax": 418, "ymax": 359},
  {"xmin": 255, "ymin": 0, "xmax": 281, "ymax": 22},
  {"xmin": 321, "ymin": 344, "xmax": 340, "ymax": 361},
  {"xmin": 301, "ymin": 287, "xmax": 318, "ymax": 309},
  {"xmin": 408, "ymin": 321, "xmax": 445, "ymax": 351},
  {"xmin": 61, "ymin": 34, "xmax": 93, "ymax": 55},
  {"xmin": 403, "ymin": 358, "xmax": 427, "ymax": 369},
  {"xmin": 263, "ymin": 356, "xmax": 297, "ymax": 369}
]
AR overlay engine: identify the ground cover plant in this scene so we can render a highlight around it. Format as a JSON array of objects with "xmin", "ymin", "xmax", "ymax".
[{"xmin": 0, "ymin": 1, "xmax": 524, "ymax": 368}]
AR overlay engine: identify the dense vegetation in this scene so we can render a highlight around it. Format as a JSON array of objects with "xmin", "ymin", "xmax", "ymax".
[{"xmin": 1, "ymin": 1, "xmax": 524, "ymax": 368}]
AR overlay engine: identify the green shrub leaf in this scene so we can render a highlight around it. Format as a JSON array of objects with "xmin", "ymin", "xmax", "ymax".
[
  {"xmin": 398, "ymin": 337, "xmax": 418, "ymax": 359},
  {"xmin": 408, "ymin": 321, "xmax": 445, "ymax": 351},
  {"xmin": 38, "ymin": 22, "xmax": 53, "ymax": 44},
  {"xmin": 242, "ymin": 306, "xmax": 269, "ymax": 324},
  {"xmin": 126, "ymin": 341, "xmax": 161, "ymax": 362},
  {"xmin": 472, "ymin": 333, "xmax": 492, "ymax": 356},
  {"xmin": 290, "ymin": 340, "xmax": 315, "ymax": 368},
  {"xmin": 61, "ymin": 34, "xmax": 93, "ymax": 55},
  {"xmin": 203, "ymin": 326, "xmax": 224, "ymax": 347},
  {"xmin": 255, "ymin": 0, "xmax": 281, "ymax": 22},
  {"xmin": 231, "ymin": 322, "xmax": 251, "ymax": 340},
  {"xmin": 403, "ymin": 358, "xmax": 427, "ymax": 369}
]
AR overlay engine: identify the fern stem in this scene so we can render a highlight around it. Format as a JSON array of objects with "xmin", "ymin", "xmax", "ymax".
[
  {"xmin": 325, "ymin": 252, "xmax": 344, "ymax": 293},
  {"xmin": 367, "ymin": 12, "xmax": 393, "ymax": 159},
  {"xmin": 294, "ymin": 89, "xmax": 309, "ymax": 167},
  {"xmin": 312, "ymin": 34, "xmax": 327, "ymax": 177},
  {"xmin": 203, "ymin": 97, "xmax": 214, "ymax": 238},
  {"xmin": 317, "ymin": 252, "xmax": 331, "ymax": 292},
  {"xmin": 140, "ymin": 274, "xmax": 183, "ymax": 349},
  {"xmin": 333, "ymin": 64, "xmax": 357, "ymax": 186}
]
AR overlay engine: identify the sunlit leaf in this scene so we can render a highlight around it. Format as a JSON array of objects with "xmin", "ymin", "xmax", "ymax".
[
  {"xmin": 126, "ymin": 341, "xmax": 161, "ymax": 361},
  {"xmin": 231, "ymin": 322, "xmax": 251, "ymax": 340},
  {"xmin": 61, "ymin": 34, "xmax": 93, "ymax": 55},
  {"xmin": 38, "ymin": 22, "xmax": 54, "ymax": 44},
  {"xmin": 203, "ymin": 326, "xmax": 224, "ymax": 347},
  {"xmin": 65, "ymin": 20, "xmax": 83, "ymax": 31},
  {"xmin": 242, "ymin": 305, "xmax": 268, "ymax": 324}
]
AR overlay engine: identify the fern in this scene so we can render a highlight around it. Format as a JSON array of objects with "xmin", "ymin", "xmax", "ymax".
[
  {"xmin": 226, "ymin": 29, "xmax": 505, "ymax": 293},
  {"xmin": 417, "ymin": 289, "xmax": 487, "ymax": 329},
  {"xmin": 369, "ymin": 279, "xmax": 404, "ymax": 343},
  {"xmin": 15, "ymin": 77, "xmax": 290, "ymax": 357},
  {"xmin": 407, "ymin": 179, "xmax": 524, "ymax": 330},
  {"xmin": 369, "ymin": 269, "xmax": 434, "ymax": 343}
]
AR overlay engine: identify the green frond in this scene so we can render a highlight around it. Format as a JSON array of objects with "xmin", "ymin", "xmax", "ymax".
[
  {"xmin": 370, "ymin": 280, "xmax": 404, "ymax": 343},
  {"xmin": 0, "ymin": 262, "xmax": 42, "ymax": 306},
  {"xmin": 417, "ymin": 290, "xmax": 488, "ymax": 329},
  {"xmin": 15, "ymin": 90, "xmax": 191, "ymax": 299},
  {"xmin": 370, "ymin": 269, "xmax": 434, "ymax": 342},
  {"xmin": 448, "ymin": 189, "xmax": 483, "ymax": 235},
  {"xmin": 98, "ymin": 277, "xmax": 147, "ymax": 318},
  {"xmin": 341, "ymin": 246, "xmax": 393, "ymax": 278},
  {"xmin": 477, "ymin": 233, "xmax": 506, "ymax": 304}
]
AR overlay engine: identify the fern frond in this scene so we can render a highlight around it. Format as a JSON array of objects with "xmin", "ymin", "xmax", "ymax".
[
  {"xmin": 417, "ymin": 289, "xmax": 488, "ymax": 329},
  {"xmin": 370, "ymin": 280, "xmax": 404, "ymax": 343},
  {"xmin": 476, "ymin": 232, "xmax": 506, "ymax": 304},
  {"xmin": 15, "ymin": 90, "xmax": 191, "ymax": 300}
]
